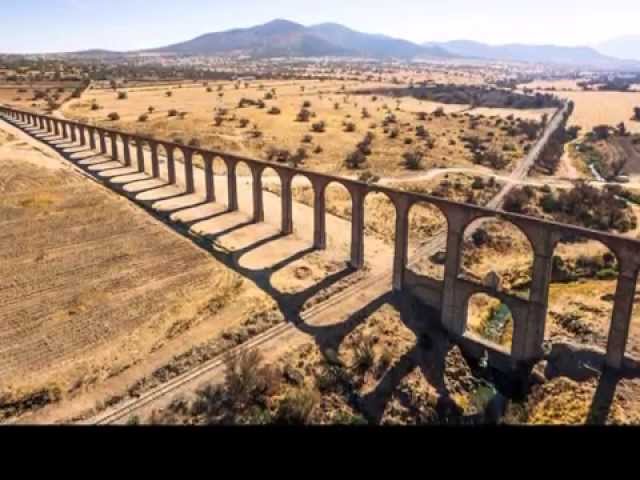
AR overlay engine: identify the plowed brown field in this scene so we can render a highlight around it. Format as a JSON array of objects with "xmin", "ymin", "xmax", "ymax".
[{"xmin": 0, "ymin": 125, "xmax": 256, "ymax": 412}]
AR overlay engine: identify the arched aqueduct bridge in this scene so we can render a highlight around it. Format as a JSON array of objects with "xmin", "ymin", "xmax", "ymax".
[{"xmin": 2, "ymin": 106, "xmax": 639, "ymax": 374}]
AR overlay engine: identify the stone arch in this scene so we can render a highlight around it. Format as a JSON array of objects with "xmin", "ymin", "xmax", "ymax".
[
  {"xmin": 68, "ymin": 122, "xmax": 78, "ymax": 144},
  {"xmin": 171, "ymin": 144, "xmax": 186, "ymax": 187},
  {"xmin": 178, "ymin": 146, "xmax": 196, "ymax": 194},
  {"xmin": 211, "ymin": 155, "xmax": 228, "ymax": 206},
  {"xmin": 290, "ymin": 173, "xmax": 315, "ymax": 245},
  {"xmin": 547, "ymin": 233, "xmax": 621, "ymax": 354},
  {"xmin": 96, "ymin": 128, "xmax": 108, "ymax": 154},
  {"xmin": 465, "ymin": 292, "xmax": 515, "ymax": 353},
  {"xmin": 322, "ymin": 180, "xmax": 355, "ymax": 265},
  {"xmin": 155, "ymin": 142, "xmax": 171, "ymax": 181},
  {"xmin": 405, "ymin": 197, "xmax": 450, "ymax": 282},
  {"xmin": 120, "ymin": 133, "xmax": 133, "ymax": 167},
  {"xmin": 459, "ymin": 214, "xmax": 536, "ymax": 300},
  {"xmin": 132, "ymin": 137, "xmax": 149, "ymax": 173},
  {"xmin": 222, "ymin": 156, "xmax": 239, "ymax": 211},
  {"xmin": 261, "ymin": 166, "xmax": 284, "ymax": 230},
  {"xmin": 232, "ymin": 160, "xmax": 253, "ymax": 215},
  {"xmin": 86, "ymin": 126, "xmax": 97, "ymax": 150},
  {"xmin": 107, "ymin": 131, "xmax": 120, "ymax": 161},
  {"xmin": 362, "ymin": 188, "xmax": 398, "ymax": 273}
]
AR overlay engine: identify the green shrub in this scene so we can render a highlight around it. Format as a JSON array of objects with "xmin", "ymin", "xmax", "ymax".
[
  {"xmin": 403, "ymin": 150, "xmax": 424, "ymax": 170},
  {"xmin": 296, "ymin": 108, "xmax": 312, "ymax": 122},
  {"xmin": 274, "ymin": 390, "xmax": 318, "ymax": 425},
  {"xmin": 541, "ymin": 193, "xmax": 558, "ymax": 213},
  {"xmin": 345, "ymin": 150, "xmax": 367, "ymax": 169}
]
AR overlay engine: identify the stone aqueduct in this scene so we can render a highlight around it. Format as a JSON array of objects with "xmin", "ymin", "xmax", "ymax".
[{"xmin": 2, "ymin": 106, "xmax": 639, "ymax": 373}]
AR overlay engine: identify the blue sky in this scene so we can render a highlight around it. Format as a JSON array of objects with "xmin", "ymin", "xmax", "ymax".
[{"xmin": 1, "ymin": 0, "xmax": 639, "ymax": 53}]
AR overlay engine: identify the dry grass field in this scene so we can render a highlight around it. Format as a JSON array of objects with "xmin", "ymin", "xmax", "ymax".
[
  {"xmin": 61, "ymin": 80, "xmax": 549, "ymax": 177},
  {"xmin": 519, "ymin": 79, "xmax": 583, "ymax": 91},
  {"xmin": 0, "ymin": 82, "xmax": 79, "ymax": 112},
  {"xmin": 551, "ymin": 90, "xmax": 640, "ymax": 134},
  {"xmin": 0, "ymin": 123, "xmax": 280, "ymax": 421}
]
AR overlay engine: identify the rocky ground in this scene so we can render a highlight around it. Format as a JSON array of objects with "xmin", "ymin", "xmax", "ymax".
[{"xmin": 148, "ymin": 294, "xmax": 640, "ymax": 426}]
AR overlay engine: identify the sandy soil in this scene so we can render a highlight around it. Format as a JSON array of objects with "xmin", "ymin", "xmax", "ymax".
[{"xmin": 0, "ymin": 120, "xmax": 279, "ymax": 421}]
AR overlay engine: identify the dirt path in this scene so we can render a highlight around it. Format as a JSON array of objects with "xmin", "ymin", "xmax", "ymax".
[{"xmin": 557, "ymin": 145, "xmax": 581, "ymax": 180}]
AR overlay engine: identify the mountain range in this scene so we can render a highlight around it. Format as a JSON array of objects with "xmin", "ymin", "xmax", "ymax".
[
  {"xmin": 425, "ymin": 40, "xmax": 639, "ymax": 69},
  {"xmin": 66, "ymin": 19, "xmax": 639, "ymax": 70},
  {"xmin": 596, "ymin": 35, "xmax": 640, "ymax": 62},
  {"xmin": 147, "ymin": 19, "xmax": 452, "ymax": 59}
]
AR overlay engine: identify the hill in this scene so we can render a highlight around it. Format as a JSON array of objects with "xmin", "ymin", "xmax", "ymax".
[
  {"xmin": 148, "ymin": 19, "xmax": 450, "ymax": 59},
  {"xmin": 597, "ymin": 36, "xmax": 640, "ymax": 62},
  {"xmin": 428, "ymin": 40, "xmax": 640, "ymax": 69}
]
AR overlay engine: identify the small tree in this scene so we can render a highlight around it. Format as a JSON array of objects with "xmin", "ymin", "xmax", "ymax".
[
  {"xmin": 344, "ymin": 122, "xmax": 356, "ymax": 133},
  {"xmin": 633, "ymin": 107, "xmax": 640, "ymax": 121},
  {"xmin": 345, "ymin": 150, "xmax": 367, "ymax": 170},
  {"xmin": 117, "ymin": 91, "xmax": 128, "ymax": 100},
  {"xmin": 416, "ymin": 125, "xmax": 428, "ymax": 138},
  {"xmin": 403, "ymin": 150, "xmax": 424, "ymax": 170},
  {"xmin": 592, "ymin": 125, "xmax": 611, "ymax": 141},
  {"xmin": 148, "ymin": 106, "xmax": 155, "ymax": 114},
  {"xmin": 138, "ymin": 114, "xmax": 148, "ymax": 122},
  {"xmin": 617, "ymin": 122, "xmax": 628, "ymax": 136},
  {"xmin": 296, "ymin": 108, "xmax": 312, "ymax": 122},
  {"xmin": 433, "ymin": 107, "xmax": 445, "ymax": 117},
  {"xmin": 268, "ymin": 106, "xmax": 281, "ymax": 115},
  {"xmin": 168, "ymin": 109, "xmax": 178, "ymax": 117},
  {"xmin": 107, "ymin": 112, "xmax": 120, "ymax": 121},
  {"xmin": 311, "ymin": 121, "xmax": 326, "ymax": 133},
  {"xmin": 166, "ymin": 91, "xmax": 173, "ymax": 97}
]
